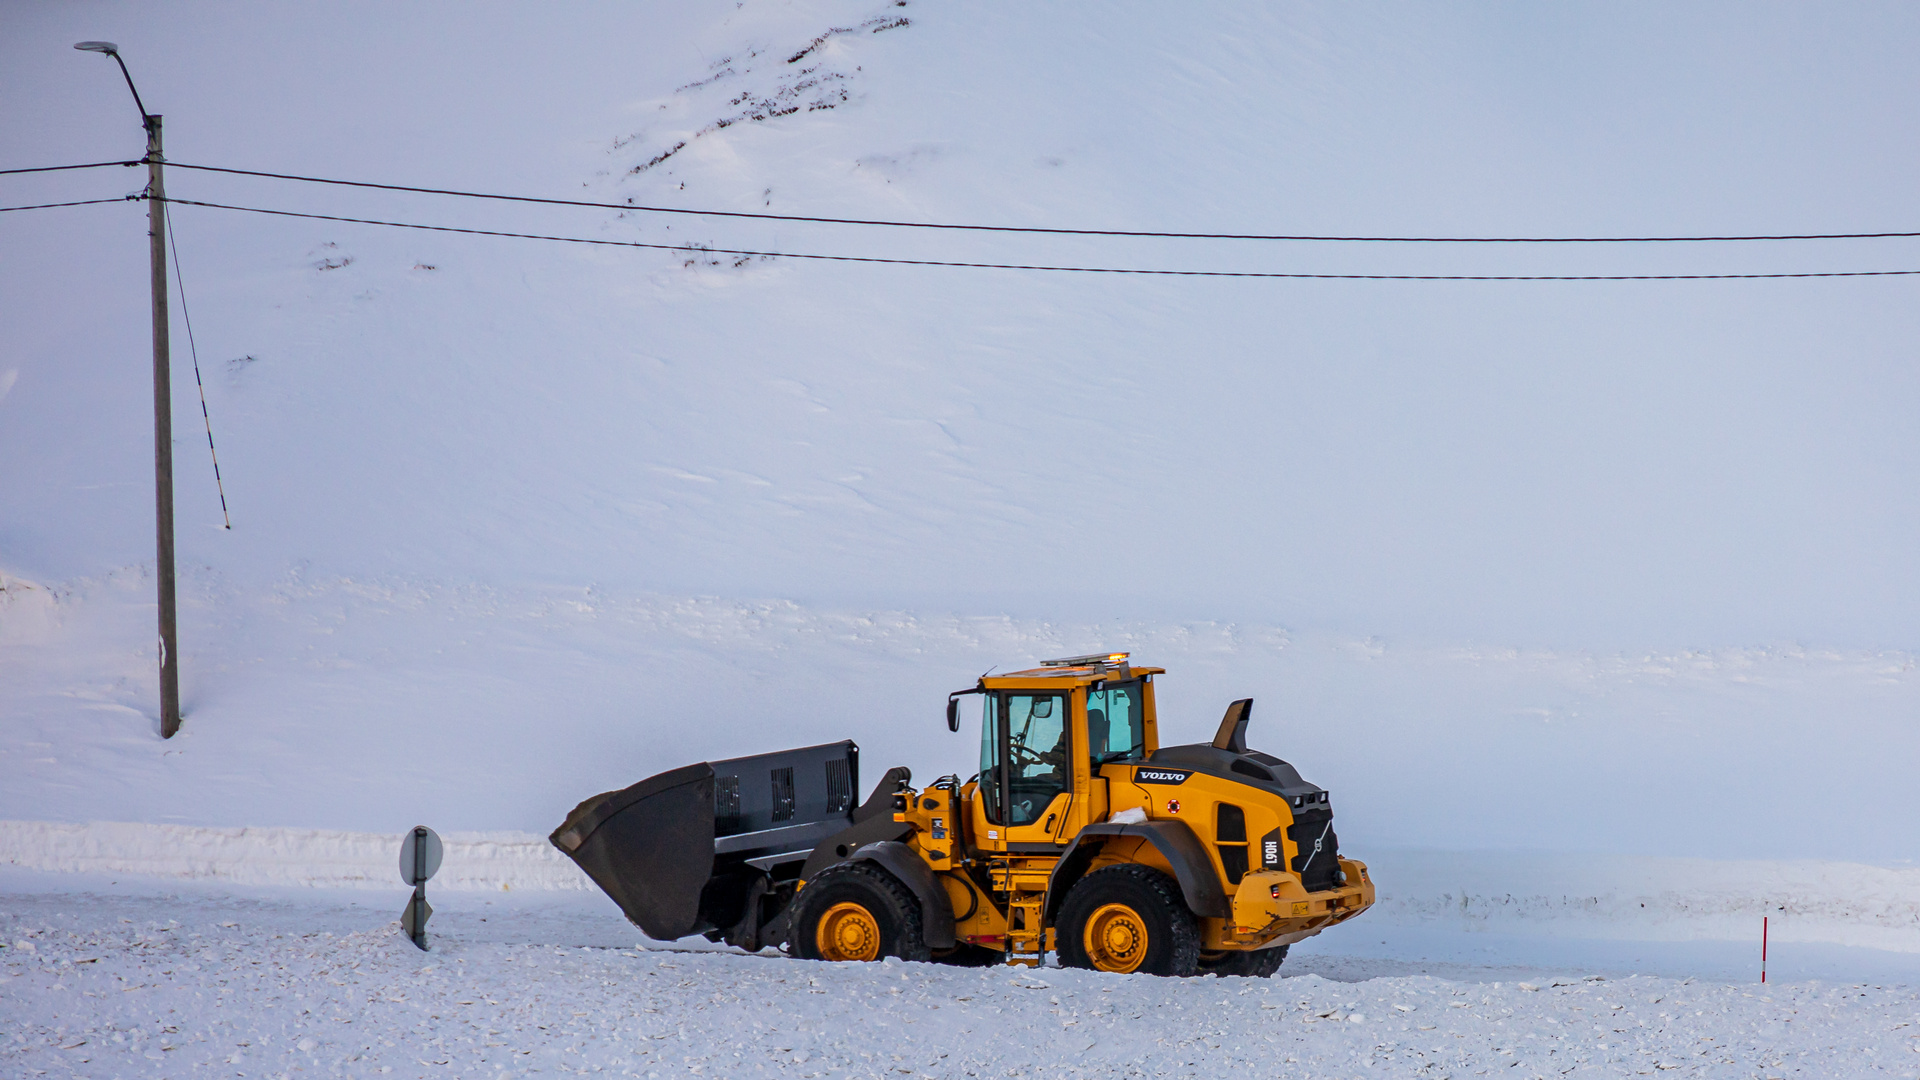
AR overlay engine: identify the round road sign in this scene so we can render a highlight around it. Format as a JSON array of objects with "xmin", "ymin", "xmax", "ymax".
[{"xmin": 399, "ymin": 825, "xmax": 443, "ymax": 887}]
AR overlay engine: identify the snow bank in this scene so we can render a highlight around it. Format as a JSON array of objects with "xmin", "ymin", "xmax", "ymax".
[
  {"xmin": 0, "ymin": 820, "xmax": 589, "ymax": 892},
  {"xmin": 7, "ymin": 573, "xmax": 1919, "ymax": 863},
  {"xmin": 8, "ymin": 821, "xmax": 1916, "ymax": 953}
]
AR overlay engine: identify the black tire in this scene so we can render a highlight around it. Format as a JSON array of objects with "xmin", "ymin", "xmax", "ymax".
[
  {"xmin": 789, "ymin": 862, "xmax": 931, "ymax": 963},
  {"xmin": 1055, "ymin": 864, "xmax": 1200, "ymax": 977},
  {"xmin": 1198, "ymin": 944, "xmax": 1288, "ymax": 977}
]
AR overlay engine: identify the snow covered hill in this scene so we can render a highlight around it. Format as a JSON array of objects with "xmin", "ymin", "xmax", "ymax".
[{"xmin": 12, "ymin": 1, "xmax": 1920, "ymax": 636}]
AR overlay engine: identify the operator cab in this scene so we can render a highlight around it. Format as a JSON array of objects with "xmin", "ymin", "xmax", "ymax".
[{"xmin": 953, "ymin": 653, "xmax": 1163, "ymax": 851}]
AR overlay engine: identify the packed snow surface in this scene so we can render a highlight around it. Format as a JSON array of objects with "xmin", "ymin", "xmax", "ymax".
[{"xmin": 6, "ymin": 890, "xmax": 1920, "ymax": 1080}]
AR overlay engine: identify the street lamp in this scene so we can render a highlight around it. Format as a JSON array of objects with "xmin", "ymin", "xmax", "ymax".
[{"xmin": 75, "ymin": 40, "xmax": 182, "ymax": 738}]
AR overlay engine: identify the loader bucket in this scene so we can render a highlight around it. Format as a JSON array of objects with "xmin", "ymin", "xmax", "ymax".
[
  {"xmin": 551, "ymin": 741, "xmax": 861, "ymax": 943},
  {"xmin": 550, "ymin": 762, "xmax": 717, "ymax": 940}
]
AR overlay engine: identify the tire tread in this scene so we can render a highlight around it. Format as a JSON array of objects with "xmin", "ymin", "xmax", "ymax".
[
  {"xmin": 790, "ymin": 861, "xmax": 931, "ymax": 963},
  {"xmin": 1055, "ymin": 864, "xmax": 1200, "ymax": 976}
]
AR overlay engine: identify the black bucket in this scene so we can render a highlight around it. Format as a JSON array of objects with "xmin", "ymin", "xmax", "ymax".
[{"xmin": 551, "ymin": 741, "xmax": 861, "ymax": 942}]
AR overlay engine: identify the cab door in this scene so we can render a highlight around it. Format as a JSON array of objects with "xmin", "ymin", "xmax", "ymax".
[
  {"xmin": 1083, "ymin": 678, "xmax": 1148, "ymax": 823},
  {"xmin": 978, "ymin": 690, "xmax": 1074, "ymax": 846}
]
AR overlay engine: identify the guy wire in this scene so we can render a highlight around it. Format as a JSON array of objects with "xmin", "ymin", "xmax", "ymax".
[{"xmin": 162, "ymin": 201, "xmax": 232, "ymax": 529}]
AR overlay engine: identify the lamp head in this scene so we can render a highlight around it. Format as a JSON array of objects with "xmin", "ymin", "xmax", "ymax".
[{"xmin": 74, "ymin": 41, "xmax": 121, "ymax": 55}]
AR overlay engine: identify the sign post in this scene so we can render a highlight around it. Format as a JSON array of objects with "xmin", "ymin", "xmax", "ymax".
[{"xmin": 398, "ymin": 825, "xmax": 443, "ymax": 951}]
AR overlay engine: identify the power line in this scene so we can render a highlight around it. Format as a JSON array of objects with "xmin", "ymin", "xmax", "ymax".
[
  {"xmin": 0, "ymin": 196, "xmax": 137, "ymax": 213},
  {"xmin": 0, "ymin": 160, "xmax": 140, "ymax": 176},
  {"xmin": 160, "ymin": 196, "xmax": 1920, "ymax": 281},
  {"xmin": 166, "ymin": 161, "xmax": 1920, "ymax": 245}
]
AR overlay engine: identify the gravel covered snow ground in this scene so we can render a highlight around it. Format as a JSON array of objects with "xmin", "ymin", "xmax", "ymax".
[{"xmin": 5, "ymin": 890, "xmax": 1918, "ymax": 1080}]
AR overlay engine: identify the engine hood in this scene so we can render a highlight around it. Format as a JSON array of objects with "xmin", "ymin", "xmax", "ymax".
[{"xmin": 1146, "ymin": 743, "xmax": 1330, "ymax": 811}]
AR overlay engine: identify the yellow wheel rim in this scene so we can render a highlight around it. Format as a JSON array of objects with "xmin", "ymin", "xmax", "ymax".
[
  {"xmin": 1083, "ymin": 902, "xmax": 1149, "ymax": 973},
  {"xmin": 815, "ymin": 901, "xmax": 881, "ymax": 962}
]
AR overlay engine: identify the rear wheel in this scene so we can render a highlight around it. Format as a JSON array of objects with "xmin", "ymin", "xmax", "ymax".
[
  {"xmin": 1198, "ymin": 944, "xmax": 1288, "ymax": 977},
  {"xmin": 1055, "ymin": 865, "xmax": 1200, "ymax": 976},
  {"xmin": 789, "ymin": 862, "xmax": 930, "ymax": 963}
]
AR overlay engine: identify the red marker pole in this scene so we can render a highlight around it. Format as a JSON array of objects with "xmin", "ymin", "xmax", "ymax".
[{"xmin": 1761, "ymin": 915, "xmax": 1768, "ymax": 983}]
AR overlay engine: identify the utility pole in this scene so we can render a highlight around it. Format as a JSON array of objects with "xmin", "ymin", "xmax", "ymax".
[
  {"xmin": 146, "ymin": 112, "xmax": 179, "ymax": 737},
  {"xmin": 77, "ymin": 41, "xmax": 180, "ymax": 737}
]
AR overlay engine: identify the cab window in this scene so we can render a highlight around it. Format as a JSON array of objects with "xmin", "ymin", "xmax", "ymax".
[
  {"xmin": 1086, "ymin": 679, "xmax": 1145, "ymax": 766},
  {"xmin": 979, "ymin": 692, "xmax": 1069, "ymax": 826}
]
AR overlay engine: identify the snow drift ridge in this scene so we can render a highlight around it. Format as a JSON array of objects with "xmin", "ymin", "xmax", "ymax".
[{"xmin": 0, "ymin": 820, "xmax": 590, "ymax": 893}]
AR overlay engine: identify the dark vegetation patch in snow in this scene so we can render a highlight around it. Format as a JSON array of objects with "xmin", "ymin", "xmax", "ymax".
[
  {"xmin": 786, "ymin": 11, "xmax": 912, "ymax": 65},
  {"xmin": 621, "ymin": 5, "xmax": 911, "ymax": 177},
  {"xmin": 626, "ymin": 66, "xmax": 849, "ymax": 175},
  {"xmin": 672, "ymin": 242, "xmax": 775, "ymax": 271},
  {"xmin": 634, "ymin": 139, "xmax": 686, "ymax": 172},
  {"xmin": 308, "ymin": 241, "xmax": 353, "ymax": 272}
]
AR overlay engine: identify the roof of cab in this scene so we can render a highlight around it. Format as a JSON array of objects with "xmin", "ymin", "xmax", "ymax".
[{"xmin": 981, "ymin": 653, "xmax": 1164, "ymax": 688}]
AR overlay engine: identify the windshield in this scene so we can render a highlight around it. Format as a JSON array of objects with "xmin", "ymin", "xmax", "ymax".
[{"xmin": 979, "ymin": 692, "xmax": 1069, "ymax": 826}]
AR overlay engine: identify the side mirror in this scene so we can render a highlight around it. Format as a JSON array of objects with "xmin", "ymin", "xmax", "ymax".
[{"xmin": 945, "ymin": 687, "xmax": 980, "ymax": 732}]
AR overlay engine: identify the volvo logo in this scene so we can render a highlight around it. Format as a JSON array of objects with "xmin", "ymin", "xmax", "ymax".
[{"xmin": 1134, "ymin": 768, "xmax": 1191, "ymax": 785}]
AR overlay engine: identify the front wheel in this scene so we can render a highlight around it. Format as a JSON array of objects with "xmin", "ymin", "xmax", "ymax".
[
  {"xmin": 1055, "ymin": 865, "xmax": 1200, "ymax": 976},
  {"xmin": 788, "ymin": 863, "xmax": 930, "ymax": 963}
]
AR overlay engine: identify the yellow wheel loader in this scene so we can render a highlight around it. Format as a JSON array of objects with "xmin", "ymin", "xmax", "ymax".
[{"xmin": 550, "ymin": 654, "xmax": 1375, "ymax": 976}]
